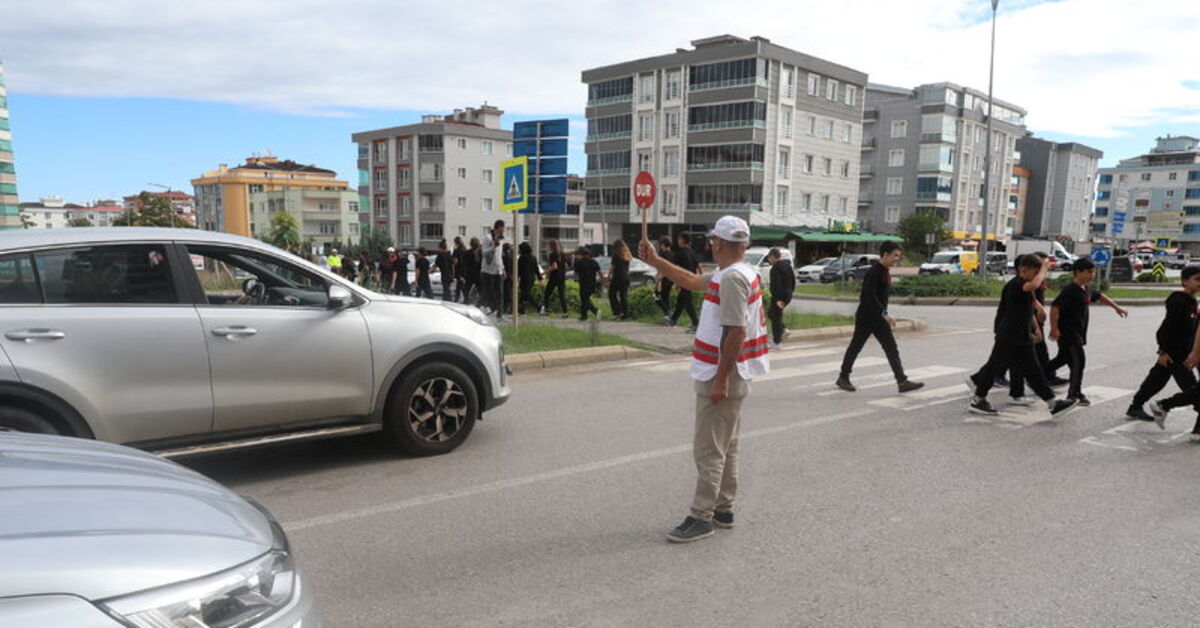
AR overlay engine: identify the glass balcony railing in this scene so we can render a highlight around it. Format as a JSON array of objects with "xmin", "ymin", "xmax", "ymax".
[
  {"xmin": 687, "ymin": 162, "xmax": 764, "ymax": 172},
  {"xmin": 585, "ymin": 131, "xmax": 632, "ymax": 142},
  {"xmin": 586, "ymin": 94, "xmax": 633, "ymax": 106},
  {"xmin": 687, "ymin": 120, "xmax": 767, "ymax": 132},
  {"xmin": 688, "ymin": 77, "xmax": 768, "ymax": 92}
]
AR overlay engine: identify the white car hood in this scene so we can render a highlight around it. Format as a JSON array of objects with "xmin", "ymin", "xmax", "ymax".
[{"xmin": 0, "ymin": 433, "xmax": 274, "ymax": 600}]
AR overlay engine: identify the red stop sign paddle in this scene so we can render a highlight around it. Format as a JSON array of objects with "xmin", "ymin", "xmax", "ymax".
[{"xmin": 633, "ymin": 170, "xmax": 656, "ymax": 242}]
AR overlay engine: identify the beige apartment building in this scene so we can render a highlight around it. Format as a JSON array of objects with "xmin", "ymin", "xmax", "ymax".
[{"xmin": 192, "ymin": 155, "xmax": 350, "ymax": 237}]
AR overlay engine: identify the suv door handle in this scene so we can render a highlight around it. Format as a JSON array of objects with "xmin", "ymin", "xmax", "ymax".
[
  {"xmin": 5, "ymin": 329, "xmax": 67, "ymax": 342},
  {"xmin": 211, "ymin": 326, "xmax": 258, "ymax": 338}
]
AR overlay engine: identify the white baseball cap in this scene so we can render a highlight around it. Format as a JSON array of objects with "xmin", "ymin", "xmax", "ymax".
[
  {"xmin": 386, "ymin": 246, "xmax": 395, "ymax": 252},
  {"xmin": 708, "ymin": 215, "xmax": 750, "ymax": 243}
]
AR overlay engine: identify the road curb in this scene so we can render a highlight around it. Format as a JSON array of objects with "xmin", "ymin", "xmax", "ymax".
[
  {"xmin": 506, "ymin": 320, "xmax": 928, "ymax": 372},
  {"xmin": 795, "ymin": 294, "xmax": 1164, "ymax": 307}
]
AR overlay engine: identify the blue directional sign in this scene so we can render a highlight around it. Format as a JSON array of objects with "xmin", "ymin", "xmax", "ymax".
[
  {"xmin": 499, "ymin": 156, "xmax": 528, "ymax": 212},
  {"xmin": 1090, "ymin": 247, "xmax": 1111, "ymax": 267},
  {"xmin": 1154, "ymin": 249, "xmax": 1168, "ymax": 257},
  {"xmin": 512, "ymin": 119, "xmax": 569, "ymax": 215},
  {"xmin": 1156, "ymin": 237, "xmax": 1172, "ymax": 249}
]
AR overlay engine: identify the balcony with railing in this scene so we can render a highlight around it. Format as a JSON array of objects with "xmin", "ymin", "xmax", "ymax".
[
  {"xmin": 861, "ymin": 138, "xmax": 876, "ymax": 150},
  {"xmin": 585, "ymin": 131, "xmax": 632, "ymax": 142},
  {"xmin": 862, "ymin": 109, "xmax": 879, "ymax": 122},
  {"xmin": 859, "ymin": 164, "xmax": 874, "ymax": 177},
  {"xmin": 586, "ymin": 93, "xmax": 633, "ymax": 107},
  {"xmin": 687, "ymin": 120, "xmax": 766, "ymax": 132},
  {"xmin": 687, "ymin": 161, "xmax": 764, "ymax": 172},
  {"xmin": 920, "ymin": 132, "xmax": 957, "ymax": 144},
  {"xmin": 688, "ymin": 76, "xmax": 768, "ymax": 92}
]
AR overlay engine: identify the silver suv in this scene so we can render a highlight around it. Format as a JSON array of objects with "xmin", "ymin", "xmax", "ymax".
[
  {"xmin": 0, "ymin": 228, "xmax": 509, "ymax": 457},
  {"xmin": 0, "ymin": 431, "xmax": 319, "ymax": 627}
]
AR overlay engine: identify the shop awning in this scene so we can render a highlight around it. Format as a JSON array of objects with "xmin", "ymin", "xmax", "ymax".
[
  {"xmin": 750, "ymin": 226, "xmax": 902, "ymax": 243},
  {"xmin": 749, "ymin": 226, "xmax": 796, "ymax": 241}
]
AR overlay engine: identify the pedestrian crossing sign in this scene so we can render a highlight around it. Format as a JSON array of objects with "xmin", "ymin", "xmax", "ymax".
[{"xmin": 500, "ymin": 156, "xmax": 528, "ymax": 212}]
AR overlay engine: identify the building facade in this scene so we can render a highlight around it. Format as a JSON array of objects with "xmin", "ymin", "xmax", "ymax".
[
  {"xmin": 1010, "ymin": 165, "xmax": 1031, "ymax": 235},
  {"xmin": 352, "ymin": 105, "xmax": 519, "ymax": 250},
  {"xmin": 858, "ymin": 82, "xmax": 1027, "ymax": 244},
  {"xmin": 580, "ymin": 35, "xmax": 867, "ymax": 244},
  {"xmin": 191, "ymin": 155, "xmax": 349, "ymax": 237},
  {"xmin": 0, "ymin": 61, "xmax": 18, "ymax": 229},
  {"xmin": 18, "ymin": 198, "xmax": 79, "ymax": 229},
  {"xmin": 248, "ymin": 187, "xmax": 361, "ymax": 248},
  {"xmin": 1015, "ymin": 137, "xmax": 1101, "ymax": 242},
  {"xmin": 1092, "ymin": 136, "xmax": 1200, "ymax": 252}
]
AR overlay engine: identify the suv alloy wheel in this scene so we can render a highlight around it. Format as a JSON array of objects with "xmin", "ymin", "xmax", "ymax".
[{"xmin": 385, "ymin": 362, "xmax": 479, "ymax": 456}]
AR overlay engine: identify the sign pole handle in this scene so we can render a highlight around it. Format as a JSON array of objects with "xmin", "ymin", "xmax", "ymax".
[
  {"xmin": 641, "ymin": 207, "xmax": 648, "ymax": 244},
  {"xmin": 512, "ymin": 211, "xmax": 519, "ymax": 328}
]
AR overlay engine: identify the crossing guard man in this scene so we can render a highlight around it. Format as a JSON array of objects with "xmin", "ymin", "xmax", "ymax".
[{"xmin": 640, "ymin": 216, "xmax": 769, "ymax": 544}]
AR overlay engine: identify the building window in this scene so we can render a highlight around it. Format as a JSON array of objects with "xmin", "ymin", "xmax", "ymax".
[
  {"xmin": 687, "ymin": 101, "xmax": 767, "ymax": 131},
  {"xmin": 398, "ymin": 169, "xmax": 411, "ymax": 188},
  {"xmin": 420, "ymin": 223, "xmax": 444, "ymax": 239},
  {"xmin": 891, "ymin": 120, "xmax": 907, "ymax": 138},
  {"xmin": 1185, "ymin": 224, "xmax": 1200, "ymax": 234},
  {"xmin": 807, "ymin": 73, "xmax": 819, "ymax": 96},
  {"xmin": 885, "ymin": 205, "xmax": 901, "ymax": 223},
  {"xmin": 482, "ymin": 197, "xmax": 494, "ymax": 211},
  {"xmin": 688, "ymin": 58, "xmax": 767, "ymax": 91},
  {"xmin": 457, "ymin": 167, "xmax": 467, "ymax": 179},
  {"xmin": 777, "ymin": 149, "xmax": 791, "ymax": 178},
  {"xmin": 842, "ymin": 124, "xmax": 852, "ymax": 143},
  {"xmin": 1100, "ymin": 174, "xmax": 1113, "ymax": 184},
  {"xmin": 822, "ymin": 120, "xmax": 834, "ymax": 139},
  {"xmin": 1189, "ymin": 171, "xmax": 1200, "ymax": 181},
  {"xmin": 664, "ymin": 148, "xmax": 679, "ymax": 177},
  {"xmin": 1185, "ymin": 189, "xmax": 1200, "ymax": 199},
  {"xmin": 840, "ymin": 161, "xmax": 850, "ymax": 178},
  {"xmin": 782, "ymin": 109, "xmax": 793, "ymax": 139},
  {"xmin": 821, "ymin": 194, "xmax": 831, "ymax": 214},
  {"xmin": 685, "ymin": 184, "xmax": 763, "ymax": 209},
  {"xmin": 1184, "ymin": 206, "xmax": 1200, "ymax": 217},
  {"xmin": 664, "ymin": 111, "xmax": 680, "ymax": 139},
  {"xmin": 801, "ymin": 192, "xmax": 812, "ymax": 210},
  {"xmin": 481, "ymin": 141, "xmax": 493, "ymax": 156},
  {"xmin": 781, "ymin": 66, "xmax": 794, "ymax": 99},
  {"xmin": 1094, "ymin": 207, "xmax": 1109, "ymax": 217},
  {"xmin": 457, "ymin": 225, "xmax": 467, "ymax": 237},
  {"xmin": 661, "ymin": 185, "xmax": 678, "ymax": 216},
  {"xmin": 806, "ymin": 115, "xmax": 817, "ymax": 135},
  {"xmin": 456, "ymin": 138, "xmax": 467, "ymax": 150},
  {"xmin": 666, "ymin": 71, "xmax": 681, "ymax": 100},
  {"xmin": 1140, "ymin": 172, "xmax": 1152, "ymax": 182},
  {"xmin": 640, "ymin": 74, "xmax": 655, "ymax": 103},
  {"xmin": 638, "ymin": 113, "xmax": 654, "ymax": 141},
  {"xmin": 804, "ymin": 154, "xmax": 814, "ymax": 174},
  {"xmin": 1167, "ymin": 189, "xmax": 1176, "ymax": 197},
  {"xmin": 888, "ymin": 149, "xmax": 905, "ymax": 167},
  {"xmin": 588, "ymin": 76, "xmax": 634, "ymax": 104},
  {"xmin": 845, "ymin": 85, "xmax": 857, "ymax": 107},
  {"xmin": 823, "ymin": 158, "xmax": 832, "ymax": 176},
  {"xmin": 776, "ymin": 186, "xmax": 790, "ymax": 217},
  {"xmin": 456, "ymin": 196, "xmax": 466, "ymax": 209},
  {"xmin": 482, "ymin": 169, "xmax": 493, "ymax": 184},
  {"xmin": 638, "ymin": 152, "xmax": 653, "ymax": 173},
  {"xmin": 826, "ymin": 79, "xmax": 838, "ymax": 101},
  {"xmin": 887, "ymin": 177, "xmax": 903, "ymax": 195},
  {"xmin": 840, "ymin": 197, "xmax": 848, "ymax": 214}
]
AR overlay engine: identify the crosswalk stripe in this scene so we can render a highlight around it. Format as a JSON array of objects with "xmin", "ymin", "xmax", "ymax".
[
  {"xmin": 756, "ymin": 357, "xmax": 887, "ymax": 383},
  {"xmin": 870, "ymin": 384, "xmax": 967, "ymax": 409},
  {"xmin": 974, "ymin": 385, "xmax": 1135, "ymax": 427}
]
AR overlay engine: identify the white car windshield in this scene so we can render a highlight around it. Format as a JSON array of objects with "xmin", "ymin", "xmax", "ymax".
[
  {"xmin": 809, "ymin": 257, "xmax": 836, "ymax": 268},
  {"xmin": 931, "ymin": 253, "xmax": 959, "ymax": 264},
  {"xmin": 745, "ymin": 251, "xmax": 765, "ymax": 267}
]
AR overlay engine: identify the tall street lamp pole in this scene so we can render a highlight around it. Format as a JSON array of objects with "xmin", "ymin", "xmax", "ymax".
[{"xmin": 980, "ymin": 0, "xmax": 999, "ymax": 279}]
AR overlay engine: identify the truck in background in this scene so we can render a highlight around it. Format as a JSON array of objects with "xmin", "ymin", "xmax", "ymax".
[{"xmin": 1008, "ymin": 239, "xmax": 1076, "ymax": 270}]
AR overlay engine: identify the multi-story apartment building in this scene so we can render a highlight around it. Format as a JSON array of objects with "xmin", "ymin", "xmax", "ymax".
[
  {"xmin": 352, "ymin": 104, "xmax": 516, "ymax": 250},
  {"xmin": 123, "ymin": 190, "xmax": 197, "ymax": 225},
  {"xmin": 0, "ymin": 60, "xmax": 18, "ymax": 229},
  {"xmin": 191, "ymin": 155, "xmax": 349, "ymax": 236},
  {"xmin": 858, "ymin": 82, "xmax": 1027, "ymax": 243},
  {"xmin": 1010, "ymin": 165, "xmax": 1031, "ymax": 235},
  {"xmin": 1015, "ymin": 137, "xmax": 1101, "ymax": 242},
  {"xmin": 75, "ymin": 201, "xmax": 125, "ymax": 227},
  {"xmin": 18, "ymin": 197, "xmax": 82, "ymax": 229},
  {"xmin": 248, "ymin": 187, "xmax": 361, "ymax": 248},
  {"xmin": 1092, "ymin": 135, "xmax": 1200, "ymax": 252},
  {"xmin": 580, "ymin": 35, "xmax": 866, "ymax": 244}
]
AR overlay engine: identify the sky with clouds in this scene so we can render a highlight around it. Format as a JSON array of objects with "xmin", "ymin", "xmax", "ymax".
[{"xmin": 2, "ymin": 0, "xmax": 1198, "ymax": 202}]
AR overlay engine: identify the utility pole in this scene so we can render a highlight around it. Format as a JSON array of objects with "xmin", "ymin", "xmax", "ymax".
[{"xmin": 980, "ymin": 0, "xmax": 999, "ymax": 280}]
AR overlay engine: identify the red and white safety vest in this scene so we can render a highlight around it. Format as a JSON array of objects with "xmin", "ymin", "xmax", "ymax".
[{"xmin": 689, "ymin": 262, "xmax": 770, "ymax": 381}]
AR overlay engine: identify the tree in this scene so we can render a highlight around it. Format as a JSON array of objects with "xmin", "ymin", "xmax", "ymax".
[
  {"xmin": 356, "ymin": 225, "xmax": 394, "ymax": 259},
  {"xmin": 19, "ymin": 213, "xmax": 34, "ymax": 229},
  {"xmin": 68, "ymin": 217, "xmax": 93, "ymax": 227},
  {"xmin": 898, "ymin": 210, "xmax": 950, "ymax": 260},
  {"xmin": 112, "ymin": 192, "xmax": 195, "ymax": 228},
  {"xmin": 266, "ymin": 211, "xmax": 301, "ymax": 251}
]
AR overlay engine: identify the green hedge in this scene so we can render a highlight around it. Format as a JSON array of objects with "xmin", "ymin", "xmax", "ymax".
[
  {"xmin": 1135, "ymin": 271, "xmax": 1168, "ymax": 284},
  {"xmin": 1049, "ymin": 274, "xmax": 1111, "ymax": 292}
]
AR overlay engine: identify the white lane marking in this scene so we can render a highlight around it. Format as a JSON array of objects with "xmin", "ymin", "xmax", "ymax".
[
  {"xmin": 283, "ymin": 408, "xmax": 876, "ymax": 533},
  {"xmin": 871, "ymin": 384, "xmax": 967, "ymax": 409},
  {"xmin": 816, "ymin": 365, "xmax": 964, "ymax": 396},
  {"xmin": 622, "ymin": 359, "xmax": 664, "ymax": 368},
  {"xmin": 967, "ymin": 385, "xmax": 1134, "ymax": 428},
  {"xmin": 920, "ymin": 329, "xmax": 988, "ymax": 338},
  {"xmin": 755, "ymin": 357, "xmax": 886, "ymax": 383}
]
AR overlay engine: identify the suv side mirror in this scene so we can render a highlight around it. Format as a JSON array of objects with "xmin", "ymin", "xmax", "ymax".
[{"xmin": 328, "ymin": 284, "xmax": 353, "ymax": 310}]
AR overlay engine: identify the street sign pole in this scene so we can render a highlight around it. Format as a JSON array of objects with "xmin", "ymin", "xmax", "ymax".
[
  {"xmin": 500, "ymin": 156, "xmax": 529, "ymax": 328},
  {"xmin": 633, "ymin": 171, "xmax": 657, "ymax": 248}
]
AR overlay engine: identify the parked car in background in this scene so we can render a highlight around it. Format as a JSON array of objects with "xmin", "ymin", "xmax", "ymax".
[
  {"xmin": 820, "ymin": 254, "xmax": 880, "ymax": 282},
  {"xmin": 796, "ymin": 257, "xmax": 837, "ymax": 283},
  {"xmin": 919, "ymin": 250, "xmax": 977, "ymax": 275},
  {"xmin": 570, "ymin": 256, "xmax": 657, "ymax": 287},
  {"xmin": 744, "ymin": 246, "xmax": 795, "ymax": 285},
  {"xmin": 0, "ymin": 228, "xmax": 509, "ymax": 458},
  {"xmin": 975, "ymin": 252, "xmax": 1008, "ymax": 275},
  {"xmin": 0, "ymin": 431, "xmax": 319, "ymax": 627}
]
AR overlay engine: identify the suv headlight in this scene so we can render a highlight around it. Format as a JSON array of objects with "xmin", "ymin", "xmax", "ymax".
[
  {"xmin": 99, "ymin": 550, "xmax": 295, "ymax": 628},
  {"xmin": 442, "ymin": 301, "xmax": 493, "ymax": 326}
]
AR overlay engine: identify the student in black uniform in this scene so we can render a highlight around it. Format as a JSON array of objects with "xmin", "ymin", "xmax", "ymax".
[
  {"xmin": 655, "ymin": 236, "xmax": 674, "ymax": 316},
  {"xmin": 767, "ymin": 248, "xmax": 795, "ymax": 347},
  {"xmin": 501, "ymin": 243, "xmax": 514, "ymax": 315},
  {"xmin": 574, "ymin": 247, "xmax": 602, "ymax": 321},
  {"xmin": 1131, "ymin": 266, "xmax": 1200, "ymax": 430},
  {"xmin": 414, "ymin": 247, "xmax": 433, "ymax": 298},
  {"xmin": 1006, "ymin": 252, "xmax": 1065, "ymax": 404},
  {"xmin": 379, "ymin": 246, "xmax": 396, "ymax": 294},
  {"xmin": 452, "ymin": 237, "xmax": 468, "ymax": 302},
  {"xmin": 541, "ymin": 239, "xmax": 568, "ymax": 316},
  {"xmin": 1045, "ymin": 257, "xmax": 1127, "ymax": 405},
  {"xmin": 393, "ymin": 249, "xmax": 411, "ymax": 296},
  {"xmin": 607, "ymin": 239, "xmax": 632, "ymax": 320},
  {"xmin": 836, "ymin": 241, "xmax": 924, "ymax": 393},
  {"xmin": 966, "ymin": 255, "xmax": 1078, "ymax": 417},
  {"xmin": 465, "ymin": 237, "xmax": 482, "ymax": 305},
  {"xmin": 667, "ymin": 233, "xmax": 700, "ymax": 331},
  {"xmin": 435, "ymin": 239, "xmax": 454, "ymax": 301},
  {"xmin": 517, "ymin": 241, "xmax": 542, "ymax": 315}
]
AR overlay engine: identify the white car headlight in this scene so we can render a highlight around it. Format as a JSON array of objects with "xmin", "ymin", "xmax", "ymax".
[
  {"xmin": 442, "ymin": 301, "xmax": 493, "ymax": 326},
  {"xmin": 99, "ymin": 551, "xmax": 295, "ymax": 628}
]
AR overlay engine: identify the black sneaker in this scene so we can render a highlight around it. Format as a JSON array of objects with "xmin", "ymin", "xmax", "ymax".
[
  {"xmin": 994, "ymin": 375, "xmax": 1011, "ymax": 387},
  {"xmin": 1126, "ymin": 405, "xmax": 1155, "ymax": 422},
  {"xmin": 713, "ymin": 511, "xmax": 735, "ymax": 529},
  {"xmin": 898, "ymin": 380, "xmax": 925, "ymax": 393},
  {"xmin": 835, "ymin": 376, "xmax": 856, "ymax": 392},
  {"xmin": 1070, "ymin": 394, "xmax": 1091, "ymax": 407},
  {"xmin": 1049, "ymin": 398, "xmax": 1079, "ymax": 417},
  {"xmin": 1047, "ymin": 376, "xmax": 1070, "ymax": 388},
  {"xmin": 666, "ymin": 516, "xmax": 716, "ymax": 543},
  {"xmin": 963, "ymin": 373, "xmax": 981, "ymax": 395},
  {"xmin": 969, "ymin": 397, "xmax": 999, "ymax": 416}
]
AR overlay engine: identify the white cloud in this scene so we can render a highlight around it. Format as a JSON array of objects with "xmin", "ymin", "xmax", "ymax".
[{"xmin": 1, "ymin": 0, "xmax": 1197, "ymax": 139}]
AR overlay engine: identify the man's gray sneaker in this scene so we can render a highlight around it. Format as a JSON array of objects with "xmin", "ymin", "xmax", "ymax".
[
  {"xmin": 1149, "ymin": 400, "xmax": 1168, "ymax": 430},
  {"xmin": 667, "ymin": 516, "xmax": 716, "ymax": 543},
  {"xmin": 713, "ymin": 511, "xmax": 735, "ymax": 529}
]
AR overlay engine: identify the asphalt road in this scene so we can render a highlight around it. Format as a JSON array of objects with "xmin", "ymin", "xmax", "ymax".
[{"xmin": 184, "ymin": 297, "xmax": 1200, "ymax": 627}]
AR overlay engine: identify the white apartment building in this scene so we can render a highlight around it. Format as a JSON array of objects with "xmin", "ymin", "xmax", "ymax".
[
  {"xmin": 18, "ymin": 197, "xmax": 78, "ymax": 229},
  {"xmin": 581, "ymin": 35, "xmax": 867, "ymax": 244},
  {"xmin": 249, "ymin": 187, "xmax": 362, "ymax": 248},
  {"xmin": 1092, "ymin": 135, "xmax": 1200, "ymax": 252},
  {"xmin": 352, "ymin": 104, "xmax": 516, "ymax": 249}
]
